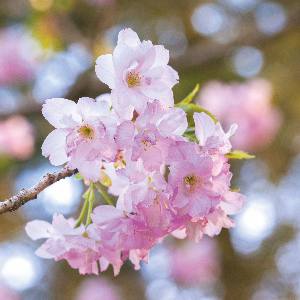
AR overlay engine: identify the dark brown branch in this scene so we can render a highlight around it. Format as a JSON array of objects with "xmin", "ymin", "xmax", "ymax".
[{"xmin": 0, "ymin": 167, "xmax": 78, "ymax": 215}]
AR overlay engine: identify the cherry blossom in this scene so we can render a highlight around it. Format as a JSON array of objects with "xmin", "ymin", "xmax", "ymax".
[
  {"xmin": 197, "ymin": 79, "xmax": 283, "ymax": 151},
  {"xmin": 42, "ymin": 96, "xmax": 118, "ymax": 182},
  {"xmin": 0, "ymin": 115, "xmax": 35, "ymax": 160},
  {"xmin": 25, "ymin": 214, "xmax": 123, "ymax": 275},
  {"xmin": 0, "ymin": 26, "xmax": 39, "ymax": 86},
  {"xmin": 24, "ymin": 27, "xmax": 249, "ymax": 277},
  {"xmin": 95, "ymin": 28, "xmax": 179, "ymax": 118}
]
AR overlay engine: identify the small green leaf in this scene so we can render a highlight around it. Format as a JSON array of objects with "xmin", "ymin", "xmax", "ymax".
[
  {"xmin": 176, "ymin": 103, "xmax": 218, "ymax": 127},
  {"xmin": 226, "ymin": 150, "xmax": 255, "ymax": 160},
  {"xmin": 75, "ymin": 173, "xmax": 83, "ymax": 180},
  {"xmin": 230, "ymin": 188, "xmax": 240, "ymax": 192},
  {"xmin": 177, "ymin": 84, "xmax": 200, "ymax": 105},
  {"xmin": 99, "ymin": 171, "xmax": 112, "ymax": 187}
]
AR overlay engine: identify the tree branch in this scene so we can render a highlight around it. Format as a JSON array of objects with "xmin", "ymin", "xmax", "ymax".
[{"xmin": 0, "ymin": 167, "xmax": 78, "ymax": 215}]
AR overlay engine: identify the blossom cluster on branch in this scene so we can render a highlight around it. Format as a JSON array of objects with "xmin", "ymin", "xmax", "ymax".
[{"xmin": 25, "ymin": 28, "xmax": 247, "ymax": 275}]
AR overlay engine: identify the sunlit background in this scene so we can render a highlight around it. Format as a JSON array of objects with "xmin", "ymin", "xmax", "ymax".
[{"xmin": 0, "ymin": 0, "xmax": 300, "ymax": 299}]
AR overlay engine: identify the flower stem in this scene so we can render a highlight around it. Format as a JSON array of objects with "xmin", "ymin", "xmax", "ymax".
[
  {"xmin": 95, "ymin": 182, "xmax": 114, "ymax": 206},
  {"xmin": 85, "ymin": 182, "xmax": 95, "ymax": 228},
  {"xmin": 74, "ymin": 187, "xmax": 91, "ymax": 228}
]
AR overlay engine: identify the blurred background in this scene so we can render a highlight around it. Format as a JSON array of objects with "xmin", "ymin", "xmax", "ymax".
[{"xmin": 0, "ymin": 0, "xmax": 300, "ymax": 299}]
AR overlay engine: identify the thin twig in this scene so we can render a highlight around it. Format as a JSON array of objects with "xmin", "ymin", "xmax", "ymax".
[{"xmin": 0, "ymin": 167, "xmax": 78, "ymax": 215}]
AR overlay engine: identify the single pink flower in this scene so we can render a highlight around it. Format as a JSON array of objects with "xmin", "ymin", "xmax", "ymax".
[
  {"xmin": 197, "ymin": 79, "xmax": 283, "ymax": 151},
  {"xmin": 74, "ymin": 278, "xmax": 121, "ymax": 300},
  {"xmin": 0, "ymin": 115, "xmax": 35, "ymax": 160},
  {"xmin": 96, "ymin": 28, "xmax": 179, "ymax": 119},
  {"xmin": 167, "ymin": 237, "xmax": 221, "ymax": 287},
  {"xmin": 0, "ymin": 26, "xmax": 38, "ymax": 86},
  {"xmin": 169, "ymin": 154, "xmax": 221, "ymax": 219},
  {"xmin": 42, "ymin": 96, "xmax": 118, "ymax": 182}
]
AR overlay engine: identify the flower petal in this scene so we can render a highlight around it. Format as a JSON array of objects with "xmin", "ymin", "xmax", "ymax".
[
  {"xmin": 42, "ymin": 128, "xmax": 70, "ymax": 166},
  {"xmin": 42, "ymin": 98, "xmax": 79, "ymax": 128},
  {"xmin": 95, "ymin": 54, "xmax": 116, "ymax": 89}
]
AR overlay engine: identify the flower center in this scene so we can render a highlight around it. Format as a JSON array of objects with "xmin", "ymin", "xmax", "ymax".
[
  {"xmin": 141, "ymin": 140, "xmax": 152, "ymax": 151},
  {"xmin": 183, "ymin": 174, "xmax": 202, "ymax": 191},
  {"xmin": 77, "ymin": 125, "xmax": 95, "ymax": 140},
  {"xmin": 126, "ymin": 71, "xmax": 143, "ymax": 87}
]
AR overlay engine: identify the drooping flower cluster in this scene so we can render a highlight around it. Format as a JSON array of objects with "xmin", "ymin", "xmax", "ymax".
[{"xmin": 26, "ymin": 28, "xmax": 246, "ymax": 275}]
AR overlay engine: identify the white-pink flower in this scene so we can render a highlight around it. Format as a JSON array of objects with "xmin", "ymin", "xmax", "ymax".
[
  {"xmin": 95, "ymin": 28, "xmax": 179, "ymax": 119},
  {"xmin": 42, "ymin": 96, "xmax": 118, "ymax": 182},
  {"xmin": 25, "ymin": 214, "xmax": 123, "ymax": 276},
  {"xmin": 197, "ymin": 79, "xmax": 283, "ymax": 151}
]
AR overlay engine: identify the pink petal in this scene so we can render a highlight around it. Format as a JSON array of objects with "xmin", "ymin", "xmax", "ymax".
[
  {"xmin": 76, "ymin": 97, "xmax": 111, "ymax": 119},
  {"xmin": 42, "ymin": 128, "xmax": 70, "ymax": 166},
  {"xmin": 25, "ymin": 220, "xmax": 52, "ymax": 240},
  {"xmin": 95, "ymin": 54, "xmax": 115, "ymax": 89},
  {"xmin": 91, "ymin": 205, "xmax": 124, "ymax": 225},
  {"xmin": 116, "ymin": 121, "xmax": 135, "ymax": 150},
  {"xmin": 206, "ymin": 208, "xmax": 235, "ymax": 228},
  {"xmin": 220, "ymin": 191, "xmax": 246, "ymax": 214},
  {"xmin": 35, "ymin": 243, "xmax": 55, "ymax": 259},
  {"xmin": 42, "ymin": 98, "xmax": 79, "ymax": 128},
  {"xmin": 117, "ymin": 28, "xmax": 141, "ymax": 47},
  {"xmin": 52, "ymin": 214, "xmax": 85, "ymax": 236},
  {"xmin": 194, "ymin": 112, "xmax": 215, "ymax": 146},
  {"xmin": 158, "ymin": 107, "xmax": 187, "ymax": 136}
]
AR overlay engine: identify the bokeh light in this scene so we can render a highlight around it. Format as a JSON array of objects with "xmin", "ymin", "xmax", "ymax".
[
  {"xmin": 33, "ymin": 44, "xmax": 92, "ymax": 103},
  {"xmin": 191, "ymin": 4, "xmax": 227, "ymax": 36},
  {"xmin": 223, "ymin": 0, "xmax": 259, "ymax": 12},
  {"xmin": 254, "ymin": 2, "xmax": 286, "ymax": 35},
  {"xmin": 231, "ymin": 46, "xmax": 264, "ymax": 77},
  {"xmin": 0, "ymin": 243, "xmax": 43, "ymax": 292}
]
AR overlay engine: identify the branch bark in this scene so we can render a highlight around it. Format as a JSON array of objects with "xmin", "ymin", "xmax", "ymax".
[{"xmin": 0, "ymin": 167, "xmax": 78, "ymax": 215}]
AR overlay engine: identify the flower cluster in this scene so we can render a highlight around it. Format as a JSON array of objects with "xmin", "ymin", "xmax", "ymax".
[{"xmin": 26, "ymin": 28, "xmax": 246, "ymax": 275}]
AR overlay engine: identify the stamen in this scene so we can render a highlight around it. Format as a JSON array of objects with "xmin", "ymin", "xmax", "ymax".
[
  {"xmin": 126, "ymin": 71, "xmax": 143, "ymax": 87},
  {"xmin": 77, "ymin": 125, "xmax": 95, "ymax": 140},
  {"xmin": 183, "ymin": 174, "xmax": 202, "ymax": 192}
]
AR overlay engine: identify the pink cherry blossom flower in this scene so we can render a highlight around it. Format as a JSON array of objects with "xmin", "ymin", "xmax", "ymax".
[
  {"xmin": 0, "ymin": 26, "xmax": 39, "ymax": 86},
  {"xmin": 197, "ymin": 79, "xmax": 283, "ymax": 151},
  {"xmin": 115, "ymin": 100, "xmax": 187, "ymax": 178},
  {"xmin": 0, "ymin": 115, "xmax": 35, "ymax": 160},
  {"xmin": 25, "ymin": 214, "xmax": 123, "ymax": 276},
  {"xmin": 42, "ymin": 96, "xmax": 118, "ymax": 182},
  {"xmin": 122, "ymin": 172, "xmax": 173, "ymax": 231},
  {"xmin": 132, "ymin": 100, "xmax": 187, "ymax": 168},
  {"xmin": 181, "ymin": 190, "xmax": 246, "ymax": 242},
  {"xmin": 95, "ymin": 28, "xmax": 179, "ymax": 119},
  {"xmin": 167, "ymin": 237, "xmax": 221, "ymax": 286},
  {"xmin": 91, "ymin": 204, "xmax": 169, "ymax": 253},
  {"xmin": 169, "ymin": 154, "xmax": 220, "ymax": 219},
  {"xmin": 74, "ymin": 278, "xmax": 121, "ymax": 300}
]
